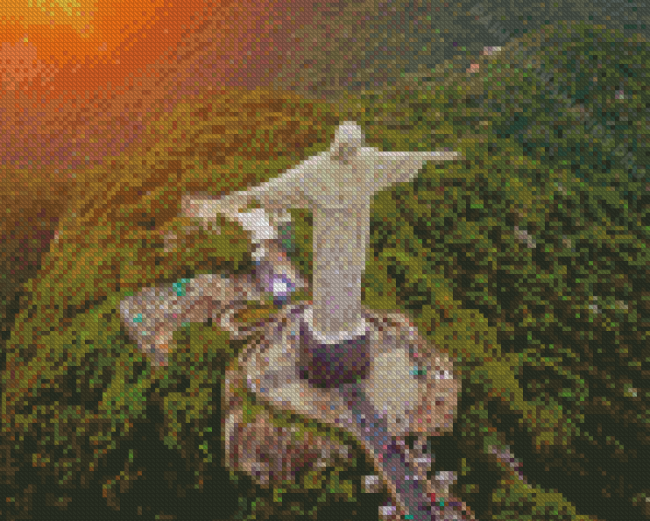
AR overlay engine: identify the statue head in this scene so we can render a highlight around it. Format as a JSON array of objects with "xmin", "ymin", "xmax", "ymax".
[{"xmin": 330, "ymin": 121, "xmax": 365, "ymax": 163}]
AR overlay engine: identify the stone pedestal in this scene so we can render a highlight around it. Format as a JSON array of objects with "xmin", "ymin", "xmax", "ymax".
[
  {"xmin": 226, "ymin": 305, "xmax": 458, "ymax": 437},
  {"xmin": 297, "ymin": 311, "xmax": 371, "ymax": 389},
  {"xmin": 224, "ymin": 304, "xmax": 464, "ymax": 519}
]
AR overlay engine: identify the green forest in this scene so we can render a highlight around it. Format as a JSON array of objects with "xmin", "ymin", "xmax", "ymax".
[{"xmin": 1, "ymin": 21, "xmax": 649, "ymax": 520}]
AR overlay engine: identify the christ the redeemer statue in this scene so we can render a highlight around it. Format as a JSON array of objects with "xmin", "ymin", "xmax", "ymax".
[
  {"xmin": 191, "ymin": 121, "xmax": 462, "ymax": 345},
  {"xmin": 187, "ymin": 121, "xmax": 471, "ymax": 520}
]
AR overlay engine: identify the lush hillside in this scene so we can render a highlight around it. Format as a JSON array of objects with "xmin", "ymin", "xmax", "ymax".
[{"xmin": 1, "ymin": 21, "xmax": 649, "ymax": 521}]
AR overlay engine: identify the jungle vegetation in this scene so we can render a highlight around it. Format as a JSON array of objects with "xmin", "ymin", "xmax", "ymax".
[{"xmin": 1, "ymin": 21, "xmax": 649, "ymax": 521}]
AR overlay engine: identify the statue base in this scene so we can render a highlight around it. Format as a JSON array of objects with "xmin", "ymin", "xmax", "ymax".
[
  {"xmin": 297, "ymin": 312, "xmax": 372, "ymax": 389},
  {"xmin": 226, "ymin": 303, "xmax": 458, "ymax": 436},
  {"xmin": 224, "ymin": 304, "xmax": 468, "ymax": 520}
]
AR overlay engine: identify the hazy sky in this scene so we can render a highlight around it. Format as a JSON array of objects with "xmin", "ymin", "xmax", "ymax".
[{"xmin": 0, "ymin": 0, "xmax": 645, "ymax": 174}]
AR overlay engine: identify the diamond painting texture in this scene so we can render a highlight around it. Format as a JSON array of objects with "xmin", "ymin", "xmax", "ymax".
[{"xmin": 1, "ymin": 1, "xmax": 649, "ymax": 520}]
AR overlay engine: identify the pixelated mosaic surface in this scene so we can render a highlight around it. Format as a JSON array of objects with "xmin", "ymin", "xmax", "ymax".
[{"xmin": 0, "ymin": 2, "xmax": 649, "ymax": 520}]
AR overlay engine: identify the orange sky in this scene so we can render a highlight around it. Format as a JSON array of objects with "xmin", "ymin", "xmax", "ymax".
[
  {"xmin": 0, "ymin": 0, "xmax": 241, "ymax": 98},
  {"xmin": 0, "ymin": 1, "xmax": 328, "ymax": 175},
  {"xmin": 0, "ymin": 0, "xmax": 249, "ymax": 97},
  {"xmin": 0, "ymin": 0, "xmax": 337, "ymax": 282}
]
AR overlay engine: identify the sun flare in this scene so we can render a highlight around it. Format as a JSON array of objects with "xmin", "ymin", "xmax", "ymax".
[{"xmin": 0, "ymin": 0, "xmax": 229, "ymax": 95}]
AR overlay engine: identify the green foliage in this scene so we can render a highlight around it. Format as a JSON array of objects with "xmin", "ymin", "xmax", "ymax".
[
  {"xmin": 157, "ymin": 321, "xmax": 232, "ymax": 453},
  {"xmin": 2, "ymin": 20, "xmax": 649, "ymax": 521},
  {"xmin": 283, "ymin": 208, "xmax": 313, "ymax": 280},
  {"xmin": 360, "ymin": 20, "xmax": 649, "ymax": 520},
  {"xmin": 2, "ymin": 292, "xmax": 154, "ymax": 485},
  {"xmin": 225, "ymin": 376, "xmax": 371, "ymax": 519}
]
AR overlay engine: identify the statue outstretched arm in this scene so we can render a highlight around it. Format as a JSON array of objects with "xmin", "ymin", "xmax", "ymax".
[
  {"xmin": 363, "ymin": 147, "xmax": 464, "ymax": 193},
  {"xmin": 182, "ymin": 121, "xmax": 463, "ymax": 224},
  {"xmin": 182, "ymin": 159, "xmax": 314, "ymax": 230},
  {"xmin": 241, "ymin": 160, "xmax": 314, "ymax": 213}
]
